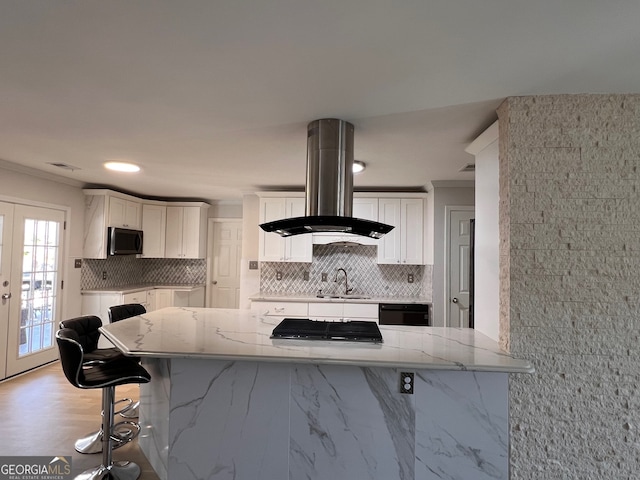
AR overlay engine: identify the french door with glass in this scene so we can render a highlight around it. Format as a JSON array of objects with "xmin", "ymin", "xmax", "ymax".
[{"xmin": 0, "ymin": 201, "xmax": 65, "ymax": 379}]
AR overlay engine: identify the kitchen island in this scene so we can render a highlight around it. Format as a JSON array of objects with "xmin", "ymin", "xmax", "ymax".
[{"xmin": 100, "ymin": 307, "xmax": 532, "ymax": 480}]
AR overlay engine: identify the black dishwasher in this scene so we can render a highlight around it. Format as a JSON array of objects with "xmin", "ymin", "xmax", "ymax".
[{"xmin": 378, "ymin": 303, "xmax": 430, "ymax": 326}]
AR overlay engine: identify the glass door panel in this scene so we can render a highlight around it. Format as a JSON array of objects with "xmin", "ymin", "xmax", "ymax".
[{"xmin": 6, "ymin": 205, "xmax": 65, "ymax": 377}]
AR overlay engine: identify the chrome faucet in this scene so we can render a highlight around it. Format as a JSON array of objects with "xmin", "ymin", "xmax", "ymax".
[{"xmin": 334, "ymin": 268, "xmax": 353, "ymax": 296}]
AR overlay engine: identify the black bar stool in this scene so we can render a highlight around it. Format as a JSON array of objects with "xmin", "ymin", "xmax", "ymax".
[
  {"xmin": 57, "ymin": 327, "xmax": 151, "ymax": 480},
  {"xmin": 59, "ymin": 316, "xmax": 139, "ymax": 454},
  {"xmin": 108, "ymin": 304, "xmax": 147, "ymax": 419}
]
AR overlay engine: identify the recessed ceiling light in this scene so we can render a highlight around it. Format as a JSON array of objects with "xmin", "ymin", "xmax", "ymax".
[
  {"xmin": 353, "ymin": 161, "xmax": 366, "ymax": 174},
  {"xmin": 104, "ymin": 161, "xmax": 140, "ymax": 173}
]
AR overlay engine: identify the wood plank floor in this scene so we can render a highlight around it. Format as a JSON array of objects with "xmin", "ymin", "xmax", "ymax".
[{"xmin": 0, "ymin": 361, "xmax": 161, "ymax": 479}]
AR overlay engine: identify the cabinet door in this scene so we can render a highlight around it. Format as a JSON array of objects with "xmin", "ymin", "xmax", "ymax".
[
  {"xmin": 123, "ymin": 290, "xmax": 149, "ymax": 308},
  {"xmin": 154, "ymin": 289, "xmax": 175, "ymax": 310},
  {"xmin": 401, "ymin": 199, "xmax": 424, "ymax": 265},
  {"xmin": 146, "ymin": 289, "xmax": 156, "ymax": 312},
  {"xmin": 165, "ymin": 206, "xmax": 184, "ymax": 258},
  {"xmin": 258, "ymin": 198, "xmax": 286, "ymax": 261},
  {"xmin": 109, "ymin": 197, "xmax": 141, "ymax": 229},
  {"xmin": 353, "ymin": 197, "xmax": 378, "ymax": 221},
  {"xmin": 83, "ymin": 195, "xmax": 108, "ymax": 259},
  {"xmin": 251, "ymin": 301, "xmax": 309, "ymax": 317},
  {"xmin": 141, "ymin": 204, "xmax": 166, "ymax": 258},
  {"xmin": 181, "ymin": 207, "xmax": 203, "ymax": 258},
  {"xmin": 342, "ymin": 303, "xmax": 379, "ymax": 321},
  {"xmin": 285, "ymin": 198, "xmax": 312, "ymax": 262},
  {"xmin": 308, "ymin": 302, "xmax": 343, "ymax": 321},
  {"xmin": 377, "ymin": 198, "xmax": 401, "ymax": 264}
]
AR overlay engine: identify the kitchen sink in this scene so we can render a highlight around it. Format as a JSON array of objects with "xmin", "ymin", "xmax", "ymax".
[{"xmin": 316, "ymin": 294, "xmax": 371, "ymax": 300}]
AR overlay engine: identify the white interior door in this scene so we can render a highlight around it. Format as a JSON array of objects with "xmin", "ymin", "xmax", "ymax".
[
  {"xmin": 0, "ymin": 202, "xmax": 15, "ymax": 379},
  {"xmin": 446, "ymin": 208, "xmax": 474, "ymax": 328},
  {"xmin": 209, "ymin": 220, "xmax": 242, "ymax": 308},
  {"xmin": 5, "ymin": 205, "xmax": 65, "ymax": 377}
]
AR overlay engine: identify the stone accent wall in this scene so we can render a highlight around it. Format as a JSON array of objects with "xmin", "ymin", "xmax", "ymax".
[{"xmin": 498, "ymin": 94, "xmax": 640, "ymax": 478}]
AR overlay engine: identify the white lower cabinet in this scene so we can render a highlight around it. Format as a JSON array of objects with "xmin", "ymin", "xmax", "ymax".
[
  {"xmin": 308, "ymin": 302, "xmax": 378, "ymax": 321},
  {"xmin": 251, "ymin": 301, "xmax": 309, "ymax": 318},
  {"xmin": 251, "ymin": 300, "xmax": 378, "ymax": 322},
  {"xmin": 82, "ymin": 286, "xmax": 206, "ymax": 321}
]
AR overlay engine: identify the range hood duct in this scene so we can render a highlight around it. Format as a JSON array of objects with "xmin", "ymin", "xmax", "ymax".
[{"xmin": 259, "ymin": 118, "xmax": 394, "ymax": 238}]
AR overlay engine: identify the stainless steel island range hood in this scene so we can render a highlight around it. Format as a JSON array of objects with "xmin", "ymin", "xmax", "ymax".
[{"xmin": 259, "ymin": 118, "xmax": 394, "ymax": 238}]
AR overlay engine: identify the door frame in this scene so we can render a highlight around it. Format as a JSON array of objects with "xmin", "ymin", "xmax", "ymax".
[
  {"xmin": 0, "ymin": 195, "xmax": 71, "ymax": 379},
  {"xmin": 444, "ymin": 205, "xmax": 474, "ymax": 328},
  {"xmin": 206, "ymin": 218, "xmax": 242, "ymax": 308}
]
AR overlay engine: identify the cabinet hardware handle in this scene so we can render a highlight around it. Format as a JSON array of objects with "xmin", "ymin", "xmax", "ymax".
[
  {"xmin": 452, "ymin": 297, "xmax": 458, "ymax": 303},
  {"xmin": 1, "ymin": 293, "xmax": 11, "ymax": 300}
]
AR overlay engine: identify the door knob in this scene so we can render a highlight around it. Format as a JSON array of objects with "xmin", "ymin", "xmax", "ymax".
[
  {"xmin": 2, "ymin": 293, "xmax": 11, "ymax": 300},
  {"xmin": 452, "ymin": 297, "xmax": 458, "ymax": 304}
]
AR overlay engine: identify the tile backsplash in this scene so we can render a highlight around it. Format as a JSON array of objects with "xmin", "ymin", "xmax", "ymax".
[
  {"xmin": 260, "ymin": 245, "xmax": 432, "ymax": 298},
  {"xmin": 82, "ymin": 256, "xmax": 206, "ymax": 290}
]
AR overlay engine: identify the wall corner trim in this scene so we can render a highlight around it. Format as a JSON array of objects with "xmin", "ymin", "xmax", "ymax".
[{"xmin": 465, "ymin": 121, "xmax": 499, "ymax": 155}]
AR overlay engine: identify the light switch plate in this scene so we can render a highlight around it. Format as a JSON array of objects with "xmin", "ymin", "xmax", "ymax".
[
  {"xmin": 249, "ymin": 261, "xmax": 258, "ymax": 270},
  {"xmin": 74, "ymin": 259, "xmax": 82, "ymax": 268}
]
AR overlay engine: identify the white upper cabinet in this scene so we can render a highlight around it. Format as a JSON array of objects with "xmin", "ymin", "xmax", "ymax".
[
  {"xmin": 141, "ymin": 204, "xmax": 166, "ymax": 258},
  {"xmin": 312, "ymin": 196, "xmax": 379, "ymax": 246},
  {"xmin": 83, "ymin": 190, "xmax": 142, "ymax": 259},
  {"xmin": 258, "ymin": 196, "xmax": 312, "ymax": 262},
  {"xmin": 83, "ymin": 189, "xmax": 209, "ymax": 259},
  {"xmin": 377, "ymin": 198, "xmax": 424, "ymax": 265},
  {"xmin": 108, "ymin": 196, "xmax": 142, "ymax": 229},
  {"xmin": 165, "ymin": 204, "xmax": 209, "ymax": 258}
]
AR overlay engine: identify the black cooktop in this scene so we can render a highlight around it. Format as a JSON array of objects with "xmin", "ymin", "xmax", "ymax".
[{"xmin": 271, "ymin": 318, "xmax": 383, "ymax": 343}]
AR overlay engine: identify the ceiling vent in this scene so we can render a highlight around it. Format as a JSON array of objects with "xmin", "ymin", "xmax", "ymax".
[{"xmin": 47, "ymin": 162, "xmax": 80, "ymax": 171}]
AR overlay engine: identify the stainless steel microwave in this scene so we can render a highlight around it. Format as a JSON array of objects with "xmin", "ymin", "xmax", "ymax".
[{"xmin": 107, "ymin": 227, "xmax": 143, "ymax": 256}]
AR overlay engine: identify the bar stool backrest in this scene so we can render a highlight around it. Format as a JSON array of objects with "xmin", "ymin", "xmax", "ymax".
[
  {"xmin": 56, "ymin": 328, "xmax": 86, "ymax": 388},
  {"xmin": 59, "ymin": 315, "xmax": 103, "ymax": 354},
  {"xmin": 108, "ymin": 304, "xmax": 146, "ymax": 323}
]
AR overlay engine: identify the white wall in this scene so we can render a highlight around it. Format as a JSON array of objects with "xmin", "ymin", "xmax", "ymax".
[
  {"xmin": 208, "ymin": 201, "xmax": 243, "ymax": 219},
  {"xmin": 466, "ymin": 122, "xmax": 500, "ymax": 341},
  {"xmin": 429, "ymin": 181, "xmax": 475, "ymax": 327},
  {"xmin": 239, "ymin": 194, "xmax": 260, "ymax": 309},
  {"xmin": 0, "ymin": 162, "xmax": 85, "ymax": 319}
]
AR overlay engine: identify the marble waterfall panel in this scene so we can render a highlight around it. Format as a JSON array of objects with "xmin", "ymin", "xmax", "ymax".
[
  {"xmin": 290, "ymin": 364, "xmax": 415, "ymax": 480},
  {"xmin": 167, "ymin": 358, "xmax": 290, "ymax": 480},
  {"xmin": 414, "ymin": 371, "xmax": 508, "ymax": 479},
  {"xmin": 139, "ymin": 358, "xmax": 171, "ymax": 480}
]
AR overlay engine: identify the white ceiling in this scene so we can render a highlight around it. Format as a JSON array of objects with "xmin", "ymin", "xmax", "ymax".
[{"xmin": 2, "ymin": 1, "xmax": 639, "ymax": 203}]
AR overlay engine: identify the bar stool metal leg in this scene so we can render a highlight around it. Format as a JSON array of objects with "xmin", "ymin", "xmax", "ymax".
[
  {"xmin": 74, "ymin": 386, "xmax": 141, "ymax": 480},
  {"xmin": 74, "ymin": 398, "xmax": 140, "ymax": 454}
]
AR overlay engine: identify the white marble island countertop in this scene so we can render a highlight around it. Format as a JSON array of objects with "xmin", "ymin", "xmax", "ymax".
[{"xmin": 100, "ymin": 307, "xmax": 533, "ymax": 373}]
